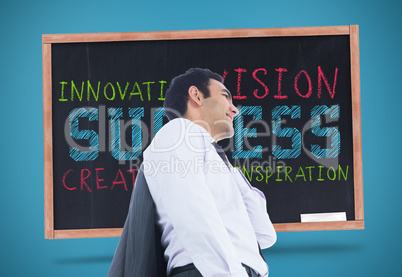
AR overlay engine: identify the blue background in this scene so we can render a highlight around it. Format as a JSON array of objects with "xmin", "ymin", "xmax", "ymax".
[{"xmin": 0, "ymin": 0, "xmax": 400, "ymax": 276}]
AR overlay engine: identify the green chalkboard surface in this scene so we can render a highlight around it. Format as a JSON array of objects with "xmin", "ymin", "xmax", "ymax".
[{"xmin": 43, "ymin": 26, "xmax": 363, "ymax": 239}]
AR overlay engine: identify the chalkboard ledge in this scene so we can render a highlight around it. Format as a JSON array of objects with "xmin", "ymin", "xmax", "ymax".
[
  {"xmin": 46, "ymin": 220, "xmax": 364, "ymax": 239},
  {"xmin": 48, "ymin": 228, "xmax": 122, "ymax": 239},
  {"xmin": 274, "ymin": 220, "xmax": 364, "ymax": 232}
]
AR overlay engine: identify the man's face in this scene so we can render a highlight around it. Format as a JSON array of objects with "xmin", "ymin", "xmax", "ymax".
[{"xmin": 201, "ymin": 79, "xmax": 239, "ymax": 141}]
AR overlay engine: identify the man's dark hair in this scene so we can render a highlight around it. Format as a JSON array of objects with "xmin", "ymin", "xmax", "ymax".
[{"xmin": 163, "ymin": 68, "xmax": 223, "ymax": 120}]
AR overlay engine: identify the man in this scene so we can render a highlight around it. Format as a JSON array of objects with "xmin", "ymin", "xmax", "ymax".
[
  {"xmin": 143, "ymin": 68, "xmax": 276, "ymax": 276},
  {"xmin": 108, "ymin": 68, "xmax": 276, "ymax": 277}
]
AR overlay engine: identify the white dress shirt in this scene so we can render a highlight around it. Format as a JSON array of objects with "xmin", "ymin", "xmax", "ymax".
[{"xmin": 143, "ymin": 118, "xmax": 276, "ymax": 277}]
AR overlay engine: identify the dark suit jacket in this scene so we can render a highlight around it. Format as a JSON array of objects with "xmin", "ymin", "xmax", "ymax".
[{"xmin": 108, "ymin": 164, "xmax": 167, "ymax": 277}]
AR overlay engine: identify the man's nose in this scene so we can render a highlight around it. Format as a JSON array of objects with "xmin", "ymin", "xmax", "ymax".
[{"xmin": 230, "ymin": 104, "xmax": 239, "ymax": 117}]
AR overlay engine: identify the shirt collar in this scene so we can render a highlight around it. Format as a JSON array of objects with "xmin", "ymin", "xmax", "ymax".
[{"xmin": 174, "ymin": 117, "xmax": 216, "ymax": 146}]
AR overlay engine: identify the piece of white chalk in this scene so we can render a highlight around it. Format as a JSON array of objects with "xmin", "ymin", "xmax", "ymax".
[{"xmin": 300, "ymin": 212, "xmax": 347, "ymax": 223}]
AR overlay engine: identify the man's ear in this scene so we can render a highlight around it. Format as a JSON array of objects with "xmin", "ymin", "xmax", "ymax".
[{"xmin": 188, "ymin": 86, "xmax": 203, "ymax": 106}]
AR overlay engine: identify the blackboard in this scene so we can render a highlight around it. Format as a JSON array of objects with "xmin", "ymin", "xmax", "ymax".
[{"xmin": 43, "ymin": 26, "xmax": 363, "ymax": 239}]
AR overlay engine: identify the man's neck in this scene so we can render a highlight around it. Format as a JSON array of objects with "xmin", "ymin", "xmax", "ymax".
[{"xmin": 182, "ymin": 115, "xmax": 219, "ymax": 142}]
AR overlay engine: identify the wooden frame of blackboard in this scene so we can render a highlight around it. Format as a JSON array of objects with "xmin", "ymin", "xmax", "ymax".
[{"xmin": 43, "ymin": 25, "xmax": 363, "ymax": 239}]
